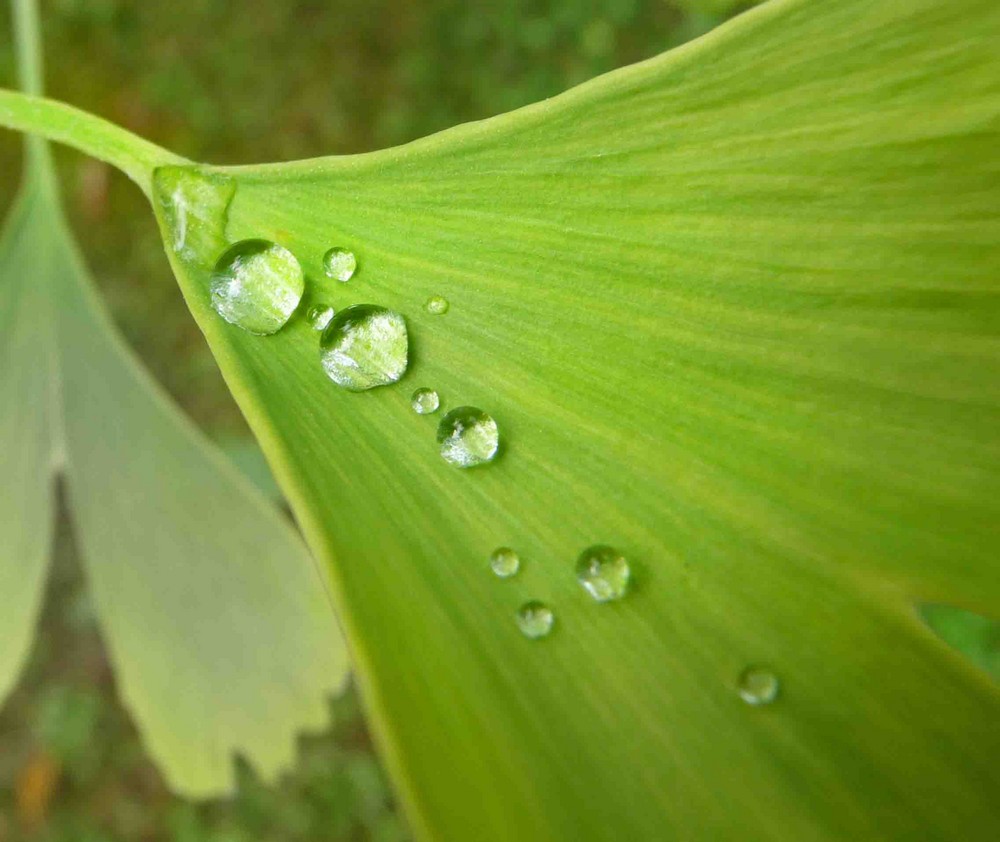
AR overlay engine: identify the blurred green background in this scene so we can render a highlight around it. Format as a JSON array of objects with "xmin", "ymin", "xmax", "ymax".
[{"xmin": 0, "ymin": 2, "xmax": 756, "ymax": 839}]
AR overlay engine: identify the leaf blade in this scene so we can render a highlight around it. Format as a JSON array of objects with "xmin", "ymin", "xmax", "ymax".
[{"xmin": 143, "ymin": 0, "xmax": 1000, "ymax": 837}]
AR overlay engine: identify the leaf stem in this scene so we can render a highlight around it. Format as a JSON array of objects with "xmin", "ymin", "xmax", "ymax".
[
  {"xmin": 12, "ymin": 0, "xmax": 42, "ymax": 97},
  {"xmin": 0, "ymin": 88, "xmax": 188, "ymax": 195}
]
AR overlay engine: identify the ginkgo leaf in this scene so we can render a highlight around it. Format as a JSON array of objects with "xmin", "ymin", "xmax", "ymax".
[
  {"xmin": 1, "ymin": 0, "xmax": 998, "ymax": 838},
  {"xmin": 0, "ymin": 0, "xmax": 348, "ymax": 798}
]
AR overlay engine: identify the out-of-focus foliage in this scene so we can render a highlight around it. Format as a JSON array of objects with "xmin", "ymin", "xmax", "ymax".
[{"xmin": 0, "ymin": 514, "xmax": 403, "ymax": 842}]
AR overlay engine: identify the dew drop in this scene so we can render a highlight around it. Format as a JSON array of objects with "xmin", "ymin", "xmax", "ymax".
[
  {"xmin": 209, "ymin": 239, "xmax": 304, "ymax": 335},
  {"xmin": 490, "ymin": 547, "xmax": 520, "ymax": 578},
  {"xmin": 425, "ymin": 295, "xmax": 449, "ymax": 315},
  {"xmin": 320, "ymin": 304, "xmax": 408, "ymax": 391},
  {"xmin": 308, "ymin": 305, "xmax": 335, "ymax": 331},
  {"xmin": 516, "ymin": 601, "xmax": 554, "ymax": 639},
  {"xmin": 575, "ymin": 545, "xmax": 630, "ymax": 602},
  {"xmin": 323, "ymin": 247, "xmax": 357, "ymax": 282},
  {"xmin": 411, "ymin": 388, "xmax": 440, "ymax": 415},
  {"xmin": 737, "ymin": 667, "xmax": 780, "ymax": 706},
  {"xmin": 436, "ymin": 407, "xmax": 499, "ymax": 467},
  {"xmin": 153, "ymin": 167, "xmax": 235, "ymax": 265}
]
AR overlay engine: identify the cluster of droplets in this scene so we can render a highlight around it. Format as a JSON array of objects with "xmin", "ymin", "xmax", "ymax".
[
  {"xmin": 492, "ymin": 543, "xmax": 780, "ymax": 704},
  {"xmin": 207, "ymin": 237, "xmax": 500, "ymax": 467},
  {"xmin": 488, "ymin": 544, "xmax": 633, "ymax": 642},
  {"xmin": 203, "ymin": 225, "xmax": 777, "ymax": 706}
]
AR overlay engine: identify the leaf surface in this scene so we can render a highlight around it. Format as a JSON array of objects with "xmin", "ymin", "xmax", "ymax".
[
  {"xmin": 5, "ymin": 0, "xmax": 1000, "ymax": 837},
  {"xmin": 139, "ymin": 0, "xmax": 1000, "ymax": 837}
]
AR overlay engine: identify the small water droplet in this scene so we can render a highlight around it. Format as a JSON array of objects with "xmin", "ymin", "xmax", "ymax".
[
  {"xmin": 490, "ymin": 547, "xmax": 520, "ymax": 578},
  {"xmin": 209, "ymin": 239, "xmax": 304, "ymax": 335},
  {"xmin": 576, "ymin": 545, "xmax": 630, "ymax": 602},
  {"xmin": 425, "ymin": 295, "xmax": 449, "ymax": 315},
  {"xmin": 323, "ymin": 247, "xmax": 357, "ymax": 282},
  {"xmin": 308, "ymin": 305, "xmax": 335, "ymax": 331},
  {"xmin": 737, "ymin": 667, "xmax": 780, "ymax": 706},
  {"xmin": 411, "ymin": 388, "xmax": 440, "ymax": 415},
  {"xmin": 516, "ymin": 601, "xmax": 554, "ymax": 639},
  {"xmin": 320, "ymin": 304, "xmax": 408, "ymax": 391},
  {"xmin": 436, "ymin": 407, "xmax": 499, "ymax": 467}
]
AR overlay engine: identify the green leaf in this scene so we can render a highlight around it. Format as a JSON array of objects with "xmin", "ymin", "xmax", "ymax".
[
  {"xmin": 4, "ymin": 0, "xmax": 1000, "ymax": 837},
  {"xmin": 0, "ymin": 0, "xmax": 348, "ymax": 791}
]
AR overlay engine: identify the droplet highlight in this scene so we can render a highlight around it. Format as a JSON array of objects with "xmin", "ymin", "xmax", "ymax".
[
  {"xmin": 320, "ymin": 304, "xmax": 409, "ymax": 391},
  {"xmin": 516, "ymin": 601, "xmax": 554, "ymax": 639},
  {"xmin": 436, "ymin": 407, "xmax": 499, "ymax": 468},
  {"xmin": 490, "ymin": 547, "xmax": 520, "ymax": 578},
  {"xmin": 411, "ymin": 388, "xmax": 440, "ymax": 415},
  {"xmin": 209, "ymin": 239, "xmax": 304, "ymax": 335},
  {"xmin": 576, "ymin": 545, "xmax": 630, "ymax": 602},
  {"xmin": 323, "ymin": 247, "xmax": 357, "ymax": 282},
  {"xmin": 425, "ymin": 295, "xmax": 449, "ymax": 315},
  {"xmin": 737, "ymin": 667, "xmax": 780, "ymax": 706},
  {"xmin": 308, "ymin": 305, "xmax": 335, "ymax": 331}
]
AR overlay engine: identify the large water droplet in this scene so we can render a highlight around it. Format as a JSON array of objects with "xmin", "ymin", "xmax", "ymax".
[
  {"xmin": 490, "ymin": 547, "xmax": 520, "ymax": 578},
  {"xmin": 320, "ymin": 304, "xmax": 408, "ymax": 391},
  {"xmin": 323, "ymin": 247, "xmax": 357, "ymax": 282},
  {"xmin": 437, "ymin": 407, "xmax": 499, "ymax": 468},
  {"xmin": 411, "ymin": 388, "xmax": 440, "ymax": 415},
  {"xmin": 737, "ymin": 667, "xmax": 780, "ymax": 706},
  {"xmin": 425, "ymin": 295, "xmax": 449, "ymax": 315},
  {"xmin": 576, "ymin": 545, "xmax": 630, "ymax": 602},
  {"xmin": 209, "ymin": 239, "xmax": 304, "ymax": 335},
  {"xmin": 516, "ymin": 601, "xmax": 554, "ymax": 639},
  {"xmin": 308, "ymin": 305, "xmax": 335, "ymax": 331}
]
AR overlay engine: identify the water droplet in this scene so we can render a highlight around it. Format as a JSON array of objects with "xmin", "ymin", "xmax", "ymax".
[
  {"xmin": 411, "ymin": 388, "xmax": 440, "ymax": 415},
  {"xmin": 209, "ymin": 239, "xmax": 304, "ymax": 335},
  {"xmin": 576, "ymin": 545, "xmax": 630, "ymax": 602},
  {"xmin": 323, "ymin": 247, "xmax": 357, "ymax": 282},
  {"xmin": 490, "ymin": 547, "xmax": 520, "ymax": 578},
  {"xmin": 320, "ymin": 304, "xmax": 408, "ymax": 391},
  {"xmin": 516, "ymin": 601, "xmax": 554, "ymax": 639},
  {"xmin": 737, "ymin": 667, "xmax": 780, "ymax": 706},
  {"xmin": 153, "ymin": 167, "xmax": 235, "ymax": 265},
  {"xmin": 425, "ymin": 295, "xmax": 449, "ymax": 315},
  {"xmin": 436, "ymin": 407, "xmax": 499, "ymax": 467},
  {"xmin": 308, "ymin": 305, "xmax": 335, "ymax": 331}
]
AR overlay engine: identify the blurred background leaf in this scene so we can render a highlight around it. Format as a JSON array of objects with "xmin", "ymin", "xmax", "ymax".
[{"xmin": 1, "ymin": 0, "xmax": 352, "ymax": 832}]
